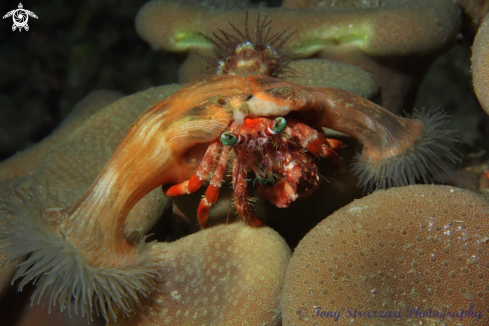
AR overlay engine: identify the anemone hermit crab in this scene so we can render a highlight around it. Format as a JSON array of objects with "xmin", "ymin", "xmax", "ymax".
[{"xmin": 0, "ymin": 13, "xmax": 459, "ymax": 323}]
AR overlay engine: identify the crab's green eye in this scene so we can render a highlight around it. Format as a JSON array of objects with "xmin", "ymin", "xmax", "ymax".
[
  {"xmin": 272, "ymin": 117, "xmax": 287, "ymax": 133},
  {"xmin": 221, "ymin": 132, "xmax": 238, "ymax": 146}
]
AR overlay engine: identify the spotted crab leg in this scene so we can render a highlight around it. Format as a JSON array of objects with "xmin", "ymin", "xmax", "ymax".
[
  {"xmin": 196, "ymin": 145, "xmax": 231, "ymax": 228},
  {"xmin": 232, "ymin": 153, "xmax": 263, "ymax": 227},
  {"xmin": 165, "ymin": 140, "xmax": 220, "ymax": 196}
]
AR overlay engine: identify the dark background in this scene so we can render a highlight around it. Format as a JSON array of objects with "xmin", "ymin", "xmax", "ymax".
[
  {"xmin": 0, "ymin": 0, "xmax": 179, "ymax": 161},
  {"xmin": 0, "ymin": 0, "xmax": 284, "ymax": 162}
]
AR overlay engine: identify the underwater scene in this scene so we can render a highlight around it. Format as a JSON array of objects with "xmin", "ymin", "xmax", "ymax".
[{"xmin": 0, "ymin": 0, "xmax": 489, "ymax": 325}]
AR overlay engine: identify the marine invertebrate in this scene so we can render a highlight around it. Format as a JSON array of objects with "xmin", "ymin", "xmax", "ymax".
[
  {"xmin": 0, "ymin": 73, "xmax": 459, "ymax": 322},
  {"xmin": 281, "ymin": 185, "xmax": 489, "ymax": 325},
  {"xmin": 110, "ymin": 221, "xmax": 291, "ymax": 325},
  {"xmin": 135, "ymin": 0, "xmax": 460, "ymax": 112},
  {"xmin": 173, "ymin": 130, "xmax": 364, "ymax": 246},
  {"xmin": 166, "ymin": 116, "xmax": 343, "ymax": 228},
  {"xmin": 199, "ymin": 12, "xmax": 296, "ymax": 78}
]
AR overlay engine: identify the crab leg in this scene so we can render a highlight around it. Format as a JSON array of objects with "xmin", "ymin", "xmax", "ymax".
[
  {"xmin": 196, "ymin": 145, "xmax": 231, "ymax": 228},
  {"xmin": 284, "ymin": 119, "xmax": 343, "ymax": 169},
  {"xmin": 288, "ymin": 118, "xmax": 344, "ymax": 150},
  {"xmin": 165, "ymin": 140, "xmax": 220, "ymax": 196},
  {"xmin": 232, "ymin": 155, "xmax": 263, "ymax": 227}
]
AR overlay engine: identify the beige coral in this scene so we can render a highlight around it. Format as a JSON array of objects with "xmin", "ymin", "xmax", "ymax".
[
  {"xmin": 0, "ymin": 90, "xmax": 123, "ymax": 181},
  {"xmin": 281, "ymin": 185, "xmax": 489, "ymax": 325},
  {"xmin": 472, "ymin": 12, "xmax": 489, "ymax": 115},
  {"xmin": 109, "ymin": 221, "xmax": 291, "ymax": 326}
]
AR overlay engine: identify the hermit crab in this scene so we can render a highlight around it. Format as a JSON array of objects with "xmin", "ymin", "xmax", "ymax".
[
  {"xmin": 165, "ymin": 114, "xmax": 343, "ymax": 228},
  {"xmin": 0, "ymin": 13, "xmax": 459, "ymax": 324}
]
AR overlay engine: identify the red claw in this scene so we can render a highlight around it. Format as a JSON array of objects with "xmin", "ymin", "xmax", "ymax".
[
  {"xmin": 327, "ymin": 138, "xmax": 344, "ymax": 151},
  {"xmin": 165, "ymin": 181, "xmax": 190, "ymax": 196},
  {"xmin": 197, "ymin": 198, "xmax": 211, "ymax": 228},
  {"xmin": 188, "ymin": 174, "xmax": 205, "ymax": 193},
  {"xmin": 205, "ymin": 184, "xmax": 220, "ymax": 204}
]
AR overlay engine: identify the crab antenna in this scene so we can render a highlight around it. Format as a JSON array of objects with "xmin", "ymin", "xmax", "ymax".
[{"xmin": 279, "ymin": 138, "xmax": 330, "ymax": 183}]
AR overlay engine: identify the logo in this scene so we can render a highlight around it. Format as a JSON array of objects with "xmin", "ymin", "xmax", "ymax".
[{"xmin": 3, "ymin": 3, "xmax": 38, "ymax": 32}]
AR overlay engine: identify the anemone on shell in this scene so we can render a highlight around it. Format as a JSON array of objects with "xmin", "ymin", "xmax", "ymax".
[
  {"xmin": 0, "ymin": 10, "xmax": 461, "ymax": 325},
  {"xmin": 198, "ymin": 12, "xmax": 297, "ymax": 79}
]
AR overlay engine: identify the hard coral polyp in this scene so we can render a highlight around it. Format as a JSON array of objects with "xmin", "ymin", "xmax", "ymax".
[{"xmin": 282, "ymin": 185, "xmax": 489, "ymax": 325}]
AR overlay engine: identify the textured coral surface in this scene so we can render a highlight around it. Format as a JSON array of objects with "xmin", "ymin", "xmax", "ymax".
[
  {"xmin": 112, "ymin": 221, "xmax": 291, "ymax": 325},
  {"xmin": 282, "ymin": 185, "xmax": 489, "ymax": 326}
]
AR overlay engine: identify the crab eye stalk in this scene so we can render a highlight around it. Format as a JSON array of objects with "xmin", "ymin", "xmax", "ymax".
[
  {"xmin": 221, "ymin": 132, "xmax": 238, "ymax": 146},
  {"xmin": 272, "ymin": 117, "xmax": 287, "ymax": 133}
]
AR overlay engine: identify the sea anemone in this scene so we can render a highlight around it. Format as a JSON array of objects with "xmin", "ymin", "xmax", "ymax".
[
  {"xmin": 352, "ymin": 108, "xmax": 461, "ymax": 192},
  {"xmin": 0, "ymin": 188, "xmax": 155, "ymax": 322},
  {"xmin": 198, "ymin": 12, "xmax": 296, "ymax": 78}
]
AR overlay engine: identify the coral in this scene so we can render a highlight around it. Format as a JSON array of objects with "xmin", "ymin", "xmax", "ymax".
[
  {"xmin": 135, "ymin": 0, "xmax": 460, "ymax": 112},
  {"xmin": 281, "ymin": 185, "xmax": 489, "ymax": 325},
  {"xmin": 472, "ymin": 12, "xmax": 489, "ymax": 115},
  {"xmin": 110, "ymin": 221, "xmax": 291, "ymax": 325},
  {"xmin": 0, "ymin": 91, "xmax": 123, "ymax": 181},
  {"xmin": 287, "ymin": 59, "xmax": 380, "ymax": 102}
]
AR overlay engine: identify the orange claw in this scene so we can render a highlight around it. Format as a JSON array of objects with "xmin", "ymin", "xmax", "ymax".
[
  {"xmin": 196, "ymin": 146, "xmax": 232, "ymax": 228},
  {"xmin": 326, "ymin": 138, "xmax": 344, "ymax": 151},
  {"xmin": 188, "ymin": 174, "xmax": 205, "ymax": 193},
  {"xmin": 197, "ymin": 198, "xmax": 211, "ymax": 228},
  {"xmin": 165, "ymin": 141, "xmax": 221, "ymax": 198},
  {"xmin": 165, "ymin": 180, "xmax": 190, "ymax": 196},
  {"xmin": 165, "ymin": 174, "xmax": 205, "ymax": 196},
  {"xmin": 197, "ymin": 185, "xmax": 220, "ymax": 228}
]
